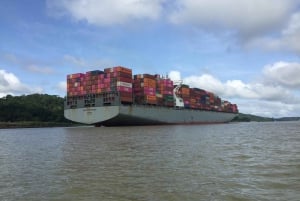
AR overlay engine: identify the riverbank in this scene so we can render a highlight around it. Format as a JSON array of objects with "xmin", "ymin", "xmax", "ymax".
[{"xmin": 0, "ymin": 121, "xmax": 82, "ymax": 129}]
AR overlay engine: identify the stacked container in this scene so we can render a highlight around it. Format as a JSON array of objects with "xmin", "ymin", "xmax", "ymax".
[
  {"xmin": 156, "ymin": 77, "xmax": 174, "ymax": 107},
  {"xmin": 133, "ymin": 74, "xmax": 157, "ymax": 104},
  {"xmin": 67, "ymin": 66, "xmax": 133, "ymax": 103},
  {"xmin": 67, "ymin": 73, "xmax": 85, "ymax": 96},
  {"xmin": 104, "ymin": 66, "xmax": 133, "ymax": 103},
  {"xmin": 222, "ymin": 101, "xmax": 238, "ymax": 113},
  {"xmin": 83, "ymin": 70, "xmax": 105, "ymax": 95},
  {"xmin": 189, "ymin": 88, "xmax": 207, "ymax": 109},
  {"xmin": 231, "ymin": 104, "xmax": 238, "ymax": 113}
]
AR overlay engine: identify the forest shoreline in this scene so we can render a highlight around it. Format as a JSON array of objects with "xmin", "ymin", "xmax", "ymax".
[{"xmin": 0, "ymin": 121, "xmax": 82, "ymax": 129}]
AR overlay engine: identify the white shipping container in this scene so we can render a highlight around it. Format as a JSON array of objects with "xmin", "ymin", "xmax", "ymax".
[
  {"xmin": 117, "ymin": 81, "xmax": 132, "ymax": 88},
  {"xmin": 156, "ymin": 93, "xmax": 163, "ymax": 98}
]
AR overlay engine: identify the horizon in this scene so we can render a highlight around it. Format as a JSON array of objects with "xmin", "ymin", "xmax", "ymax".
[{"xmin": 1, "ymin": 0, "xmax": 300, "ymax": 118}]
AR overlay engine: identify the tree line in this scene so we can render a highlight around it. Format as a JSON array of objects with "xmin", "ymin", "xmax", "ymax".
[{"xmin": 0, "ymin": 94, "xmax": 69, "ymax": 122}]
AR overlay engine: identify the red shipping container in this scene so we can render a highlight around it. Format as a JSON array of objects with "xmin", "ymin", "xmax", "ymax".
[{"xmin": 117, "ymin": 86, "xmax": 133, "ymax": 92}]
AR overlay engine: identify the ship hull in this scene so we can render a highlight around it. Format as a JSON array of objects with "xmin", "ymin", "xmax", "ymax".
[{"xmin": 64, "ymin": 105, "xmax": 237, "ymax": 126}]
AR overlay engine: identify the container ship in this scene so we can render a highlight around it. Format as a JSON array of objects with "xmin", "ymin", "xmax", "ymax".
[{"xmin": 64, "ymin": 66, "xmax": 238, "ymax": 126}]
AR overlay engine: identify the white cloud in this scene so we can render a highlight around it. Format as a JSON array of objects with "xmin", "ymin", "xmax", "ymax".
[
  {"xmin": 167, "ymin": 0, "xmax": 300, "ymax": 56},
  {"xmin": 47, "ymin": 0, "xmax": 165, "ymax": 26},
  {"xmin": 64, "ymin": 54, "xmax": 87, "ymax": 67},
  {"xmin": 169, "ymin": 0, "xmax": 296, "ymax": 37},
  {"xmin": 63, "ymin": 54, "xmax": 115, "ymax": 70},
  {"xmin": 26, "ymin": 65, "xmax": 55, "ymax": 74},
  {"xmin": 56, "ymin": 81, "xmax": 67, "ymax": 94},
  {"xmin": 168, "ymin": 70, "xmax": 181, "ymax": 81},
  {"xmin": 263, "ymin": 61, "xmax": 300, "ymax": 88},
  {"xmin": 282, "ymin": 12, "xmax": 300, "ymax": 36},
  {"xmin": 3, "ymin": 53, "xmax": 18, "ymax": 64},
  {"xmin": 169, "ymin": 61, "xmax": 300, "ymax": 116},
  {"xmin": 47, "ymin": 0, "xmax": 300, "ymax": 56},
  {"xmin": 51, "ymin": 81, "xmax": 67, "ymax": 97},
  {"xmin": 236, "ymin": 99, "xmax": 299, "ymax": 118},
  {"xmin": 181, "ymin": 72, "xmax": 296, "ymax": 103},
  {"xmin": 0, "ymin": 69, "xmax": 43, "ymax": 97},
  {"xmin": 0, "ymin": 70, "xmax": 20, "ymax": 88},
  {"xmin": 248, "ymin": 12, "xmax": 300, "ymax": 53}
]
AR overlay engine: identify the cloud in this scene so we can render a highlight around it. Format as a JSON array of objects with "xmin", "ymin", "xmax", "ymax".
[
  {"xmin": 169, "ymin": 0, "xmax": 296, "ymax": 37},
  {"xmin": 56, "ymin": 81, "xmax": 67, "ymax": 93},
  {"xmin": 236, "ymin": 99, "xmax": 299, "ymax": 118},
  {"xmin": 263, "ymin": 61, "xmax": 300, "ymax": 88},
  {"xmin": 168, "ymin": 70, "xmax": 181, "ymax": 81},
  {"xmin": 247, "ymin": 12, "xmax": 300, "ymax": 53},
  {"xmin": 64, "ymin": 54, "xmax": 87, "ymax": 67},
  {"xmin": 167, "ymin": 0, "xmax": 300, "ymax": 56},
  {"xmin": 26, "ymin": 65, "xmax": 56, "ymax": 74},
  {"xmin": 47, "ymin": 0, "xmax": 165, "ymax": 26},
  {"xmin": 170, "ymin": 68, "xmax": 300, "ymax": 117},
  {"xmin": 51, "ymin": 81, "xmax": 67, "ymax": 97},
  {"xmin": 47, "ymin": 0, "xmax": 300, "ymax": 56},
  {"xmin": 169, "ymin": 64, "xmax": 300, "ymax": 105},
  {"xmin": 2, "ymin": 53, "xmax": 57, "ymax": 74},
  {"xmin": 63, "ymin": 54, "xmax": 115, "ymax": 70},
  {"xmin": 2, "ymin": 53, "xmax": 18, "ymax": 64},
  {"xmin": 0, "ymin": 69, "xmax": 43, "ymax": 97}
]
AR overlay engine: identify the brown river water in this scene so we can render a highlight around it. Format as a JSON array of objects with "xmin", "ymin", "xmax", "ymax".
[{"xmin": 0, "ymin": 121, "xmax": 299, "ymax": 201}]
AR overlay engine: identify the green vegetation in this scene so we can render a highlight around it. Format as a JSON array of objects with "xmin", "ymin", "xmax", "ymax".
[
  {"xmin": 0, "ymin": 94, "xmax": 78, "ymax": 128},
  {"xmin": 232, "ymin": 113, "xmax": 300, "ymax": 122},
  {"xmin": 276, "ymin": 117, "xmax": 300, "ymax": 121},
  {"xmin": 0, "ymin": 121, "xmax": 76, "ymax": 129},
  {"xmin": 231, "ymin": 113, "xmax": 274, "ymax": 122}
]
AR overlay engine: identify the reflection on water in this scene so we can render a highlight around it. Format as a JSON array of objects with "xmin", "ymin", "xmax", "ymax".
[{"xmin": 0, "ymin": 122, "xmax": 300, "ymax": 200}]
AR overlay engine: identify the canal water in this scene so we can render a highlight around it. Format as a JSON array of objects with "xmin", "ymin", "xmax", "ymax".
[{"xmin": 0, "ymin": 121, "xmax": 299, "ymax": 201}]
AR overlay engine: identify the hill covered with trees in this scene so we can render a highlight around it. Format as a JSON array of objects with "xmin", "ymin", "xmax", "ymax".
[
  {"xmin": 231, "ymin": 113, "xmax": 274, "ymax": 122},
  {"xmin": 0, "ymin": 94, "xmax": 77, "ymax": 128}
]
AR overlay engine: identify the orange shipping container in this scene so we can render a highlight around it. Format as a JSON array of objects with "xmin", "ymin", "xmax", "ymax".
[
  {"xmin": 146, "ymin": 95, "xmax": 157, "ymax": 101},
  {"xmin": 104, "ymin": 66, "xmax": 132, "ymax": 74}
]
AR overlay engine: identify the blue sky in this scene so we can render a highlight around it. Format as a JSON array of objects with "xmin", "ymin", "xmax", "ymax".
[{"xmin": 1, "ymin": 0, "xmax": 300, "ymax": 117}]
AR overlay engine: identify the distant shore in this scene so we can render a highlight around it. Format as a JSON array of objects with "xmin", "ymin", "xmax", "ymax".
[{"xmin": 0, "ymin": 121, "xmax": 82, "ymax": 129}]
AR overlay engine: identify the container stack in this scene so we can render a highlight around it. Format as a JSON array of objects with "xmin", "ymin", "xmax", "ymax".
[
  {"xmin": 176, "ymin": 87, "xmax": 224, "ymax": 111},
  {"xmin": 133, "ymin": 74, "xmax": 157, "ymax": 105},
  {"xmin": 67, "ymin": 66, "xmax": 133, "ymax": 103},
  {"xmin": 84, "ymin": 70, "xmax": 105, "ymax": 95},
  {"xmin": 231, "ymin": 104, "xmax": 238, "ymax": 113},
  {"xmin": 67, "ymin": 73, "xmax": 85, "ymax": 96},
  {"xmin": 156, "ymin": 77, "xmax": 174, "ymax": 107},
  {"xmin": 189, "ymin": 88, "xmax": 207, "ymax": 109},
  {"xmin": 222, "ymin": 101, "xmax": 238, "ymax": 113},
  {"xmin": 104, "ymin": 66, "xmax": 133, "ymax": 103}
]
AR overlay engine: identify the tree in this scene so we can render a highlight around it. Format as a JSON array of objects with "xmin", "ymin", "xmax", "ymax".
[{"xmin": 0, "ymin": 94, "xmax": 70, "ymax": 122}]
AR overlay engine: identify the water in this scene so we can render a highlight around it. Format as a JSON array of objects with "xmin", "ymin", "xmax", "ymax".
[{"xmin": 0, "ymin": 122, "xmax": 299, "ymax": 201}]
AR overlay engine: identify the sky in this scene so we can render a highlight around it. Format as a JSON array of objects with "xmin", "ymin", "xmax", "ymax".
[{"xmin": 1, "ymin": 0, "xmax": 300, "ymax": 118}]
